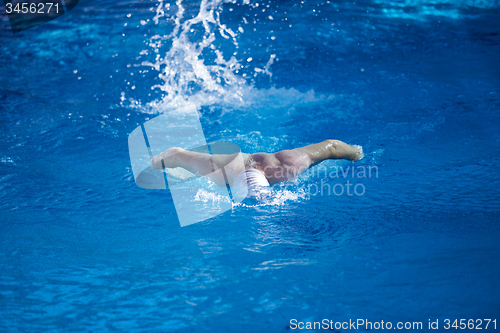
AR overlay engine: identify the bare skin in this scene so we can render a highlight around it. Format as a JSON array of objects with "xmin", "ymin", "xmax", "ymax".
[{"xmin": 151, "ymin": 140, "xmax": 363, "ymax": 186}]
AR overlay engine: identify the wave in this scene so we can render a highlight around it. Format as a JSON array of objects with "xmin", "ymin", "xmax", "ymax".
[{"xmin": 374, "ymin": 0, "xmax": 500, "ymax": 21}]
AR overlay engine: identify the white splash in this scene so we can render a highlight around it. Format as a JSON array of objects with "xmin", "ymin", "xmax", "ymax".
[
  {"xmin": 126, "ymin": 0, "xmax": 326, "ymax": 114},
  {"xmin": 234, "ymin": 185, "xmax": 309, "ymax": 208},
  {"xmin": 194, "ymin": 188, "xmax": 232, "ymax": 204}
]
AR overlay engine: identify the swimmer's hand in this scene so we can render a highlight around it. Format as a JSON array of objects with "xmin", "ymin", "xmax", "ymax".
[
  {"xmin": 151, "ymin": 154, "xmax": 164, "ymax": 169},
  {"xmin": 151, "ymin": 147, "xmax": 183, "ymax": 169}
]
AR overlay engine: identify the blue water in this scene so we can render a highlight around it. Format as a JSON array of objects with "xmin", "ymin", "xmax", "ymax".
[{"xmin": 1, "ymin": 0, "xmax": 500, "ymax": 331}]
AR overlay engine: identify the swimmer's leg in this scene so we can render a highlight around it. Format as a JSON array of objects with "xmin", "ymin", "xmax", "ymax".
[
  {"xmin": 268, "ymin": 140, "xmax": 363, "ymax": 182},
  {"xmin": 252, "ymin": 140, "xmax": 363, "ymax": 183},
  {"xmin": 297, "ymin": 139, "xmax": 363, "ymax": 166}
]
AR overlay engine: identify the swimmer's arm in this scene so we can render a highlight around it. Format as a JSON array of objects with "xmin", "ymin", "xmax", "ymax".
[{"xmin": 151, "ymin": 148, "xmax": 245, "ymax": 186}]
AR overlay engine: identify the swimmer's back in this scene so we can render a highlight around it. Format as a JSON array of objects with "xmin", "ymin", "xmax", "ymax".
[{"xmin": 250, "ymin": 149, "xmax": 311, "ymax": 183}]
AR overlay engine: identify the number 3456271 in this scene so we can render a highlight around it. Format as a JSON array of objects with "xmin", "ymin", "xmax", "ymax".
[
  {"xmin": 5, "ymin": 3, "xmax": 60, "ymax": 14},
  {"xmin": 444, "ymin": 319, "xmax": 496, "ymax": 330}
]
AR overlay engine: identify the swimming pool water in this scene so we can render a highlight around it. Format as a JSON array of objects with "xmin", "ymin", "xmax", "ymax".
[{"xmin": 1, "ymin": 0, "xmax": 499, "ymax": 331}]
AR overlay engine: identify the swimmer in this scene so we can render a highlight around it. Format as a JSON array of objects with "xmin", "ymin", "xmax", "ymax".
[{"xmin": 151, "ymin": 140, "xmax": 363, "ymax": 189}]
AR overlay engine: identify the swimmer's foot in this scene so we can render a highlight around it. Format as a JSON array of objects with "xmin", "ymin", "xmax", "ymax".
[
  {"xmin": 151, "ymin": 147, "xmax": 183, "ymax": 169},
  {"xmin": 324, "ymin": 140, "xmax": 364, "ymax": 162},
  {"xmin": 349, "ymin": 145, "xmax": 364, "ymax": 161}
]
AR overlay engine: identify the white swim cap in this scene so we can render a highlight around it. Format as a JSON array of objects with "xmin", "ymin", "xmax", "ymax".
[{"xmin": 232, "ymin": 168, "xmax": 270, "ymax": 199}]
